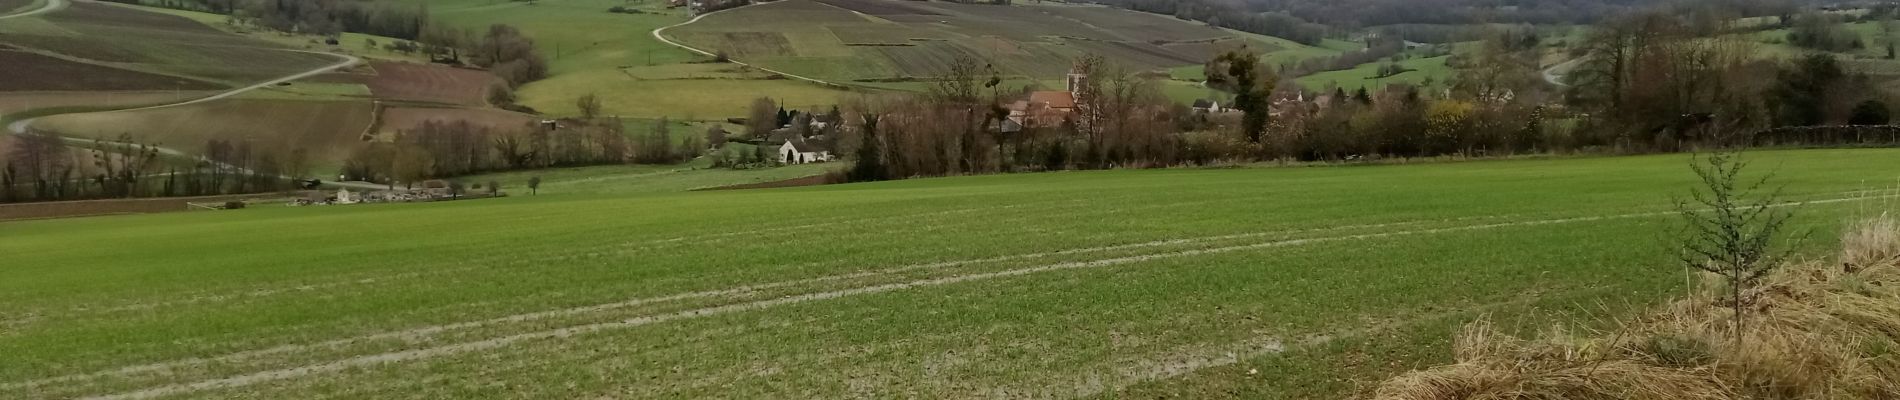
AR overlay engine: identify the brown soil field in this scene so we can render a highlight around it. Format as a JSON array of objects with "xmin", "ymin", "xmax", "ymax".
[
  {"xmin": 32, "ymin": 98, "xmax": 376, "ymax": 163},
  {"xmin": 376, "ymin": 106, "xmax": 536, "ymax": 138},
  {"xmin": 0, "ymin": 50, "xmax": 225, "ymax": 91},
  {"xmin": 364, "ymin": 62, "xmax": 503, "ymax": 107},
  {"xmin": 0, "ymin": 193, "xmax": 294, "ymax": 222},
  {"xmin": 0, "ymin": 90, "xmax": 218, "ymax": 116}
]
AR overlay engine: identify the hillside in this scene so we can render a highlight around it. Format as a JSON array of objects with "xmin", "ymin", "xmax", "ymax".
[
  {"xmin": 3, "ymin": 148, "xmax": 1898, "ymax": 398},
  {"xmin": 377, "ymin": 0, "xmax": 853, "ymax": 119},
  {"xmin": 665, "ymin": 0, "xmax": 1259, "ymax": 87}
]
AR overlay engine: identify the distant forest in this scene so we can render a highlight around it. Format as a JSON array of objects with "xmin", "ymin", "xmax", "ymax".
[
  {"xmin": 115, "ymin": 0, "xmax": 429, "ymax": 40},
  {"xmin": 1096, "ymin": 0, "xmax": 1827, "ymax": 43}
]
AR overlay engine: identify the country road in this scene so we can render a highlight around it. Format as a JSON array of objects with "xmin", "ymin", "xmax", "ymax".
[
  {"xmin": 1542, "ymin": 58, "xmax": 1584, "ymax": 87},
  {"xmin": 1, "ymin": 0, "xmax": 372, "ymax": 189},
  {"xmin": 651, "ymin": 7, "xmax": 850, "ymax": 89},
  {"xmin": 0, "ymin": 0, "xmax": 65, "ymax": 20}
]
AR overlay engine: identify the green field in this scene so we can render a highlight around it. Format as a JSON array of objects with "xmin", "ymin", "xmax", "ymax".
[
  {"xmin": 373, "ymin": 0, "xmax": 864, "ymax": 119},
  {"xmin": 4, "ymin": 149, "xmax": 1899, "ymax": 398},
  {"xmin": 1295, "ymin": 54, "xmax": 1454, "ymax": 92}
]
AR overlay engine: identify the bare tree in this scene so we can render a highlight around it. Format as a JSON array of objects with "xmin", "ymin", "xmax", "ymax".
[
  {"xmin": 577, "ymin": 93, "xmax": 603, "ymax": 121},
  {"xmin": 747, "ymin": 97, "xmax": 779, "ymax": 137}
]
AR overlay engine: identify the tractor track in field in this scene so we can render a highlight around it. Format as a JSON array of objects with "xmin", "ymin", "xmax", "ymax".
[
  {"xmin": 11, "ymin": 217, "xmax": 1425, "ymax": 393},
  {"xmin": 1072, "ymin": 286, "xmax": 1606, "ymax": 398},
  {"xmin": 31, "ymin": 193, "xmax": 1897, "ymax": 399},
  {"xmin": 20, "ymin": 203, "xmax": 1047, "ymax": 324}
]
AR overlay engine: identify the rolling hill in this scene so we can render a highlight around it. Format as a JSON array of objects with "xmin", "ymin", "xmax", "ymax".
[{"xmin": 665, "ymin": 0, "xmax": 1263, "ymax": 85}]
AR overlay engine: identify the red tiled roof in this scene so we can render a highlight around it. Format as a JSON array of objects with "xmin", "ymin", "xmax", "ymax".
[{"xmin": 1029, "ymin": 91, "xmax": 1075, "ymax": 110}]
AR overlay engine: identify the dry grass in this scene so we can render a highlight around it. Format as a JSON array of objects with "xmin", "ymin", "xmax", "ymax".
[{"xmin": 1374, "ymin": 215, "xmax": 1900, "ymax": 400}]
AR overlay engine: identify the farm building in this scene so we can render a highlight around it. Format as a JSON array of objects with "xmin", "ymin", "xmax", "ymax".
[
  {"xmin": 778, "ymin": 137, "xmax": 831, "ymax": 164},
  {"xmin": 1010, "ymin": 64, "xmax": 1091, "ymax": 130},
  {"xmin": 1192, "ymin": 99, "xmax": 1224, "ymax": 114}
]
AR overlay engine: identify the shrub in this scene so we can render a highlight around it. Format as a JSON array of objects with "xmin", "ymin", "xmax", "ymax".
[
  {"xmin": 1850, "ymin": 100, "xmax": 1891, "ymax": 125},
  {"xmin": 223, "ymin": 201, "xmax": 246, "ymax": 209}
]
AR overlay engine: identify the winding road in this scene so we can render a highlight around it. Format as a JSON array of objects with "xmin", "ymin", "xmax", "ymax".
[
  {"xmin": 2, "ymin": 0, "xmax": 379, "ymax": 189},
  {"xmin": 650, "ymin": 7, "xmax": 850, "ymax": 89},
  {"xmin": 1542, "ymin": 57, "xmax": 1583, "ymax": 87}
]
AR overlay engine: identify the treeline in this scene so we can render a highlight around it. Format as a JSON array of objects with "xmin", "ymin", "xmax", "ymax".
[
  {"xmin": 1241, "ymin": 0, "xmax": 1804, "ymax": 27},
  {"xmin": 1097, "ymin": 0, "xmax": 1328, "ymax": 45},
  {"xmin": 843, "ymin": 7, "xmax": 1898, "ymax": 182},
  {"xmin": 119, "ymin": 0, "xmax": 429, "ymax": 39},
  {"xmin": 420, "ymin": 24, "xmax": 550, "ymax": 88},
  {"xmin": 340, "ymin": 115, "xmax": 702, "ymax": 185},
  {"xmin": 1, "ymin": 131, "xmax": 302, "ymax": 204},
  {"xmin": 1566, "ymin": 9, "xmax": 1891, "ymax": 146},
  {"xmin": 846, "ymin": 55, "xmax": 1234, "ymax": 181}
]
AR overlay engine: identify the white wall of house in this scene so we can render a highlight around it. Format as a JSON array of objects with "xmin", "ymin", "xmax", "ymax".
[{"xmin": 777, "ymin": 142, "xmax": 829, "ymax": 164}]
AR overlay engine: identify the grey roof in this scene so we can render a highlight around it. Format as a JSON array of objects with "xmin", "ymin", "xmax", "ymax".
[{"xmin": 783, "ymin": 136, "xmax": 825, "ymax": 153}]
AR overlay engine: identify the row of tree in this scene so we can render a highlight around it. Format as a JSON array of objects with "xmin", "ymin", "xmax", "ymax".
[
  {"xmin": 115, "ymin": 0, "xmax": 430, "ymax": 40},
  {"xmin": 1, "ymin": 131, "xmax": 301, "ymax": 204},
  {"xmin": 843, "ymin": 3, "xmax": 1900, "ymax": 182},
  {"xmin": 340, "ymin": 116, "xmax": 701, "ymax": 186}
]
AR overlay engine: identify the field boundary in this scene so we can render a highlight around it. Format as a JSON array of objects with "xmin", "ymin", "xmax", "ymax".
[{"xmin": 48, "ymin": 192, "xmax": 1899, "ymax": 399}]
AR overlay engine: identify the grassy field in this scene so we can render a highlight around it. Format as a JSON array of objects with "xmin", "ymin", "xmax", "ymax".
[
  {"xmin": 3, "ymin": 149, "xmax": 1899, "ymax": 398},
  {"xmin": 384, "ymin": 0, "xmax": 751, "ymax": 118},
  {"xmin": 516, "ymin": 72, "xmax": 852, "ymax": 118},
  {"xmin": 32, "ymin": 98, "xmax": 376, "ymax": 164},
  {"xmin": 1295, "ymin": 55, "xmax": 1454, "ymax": 92}
]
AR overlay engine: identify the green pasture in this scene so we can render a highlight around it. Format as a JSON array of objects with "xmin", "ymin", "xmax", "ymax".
[
  {"xmin": 4, "ymin": 149, "xmax": 1900, "ymax": 398},
  {"xmin": 1295, "ymin": 55, "xmax": 1454, "ymax": 92},
  {"xmin": 515, "ymin": 68, "xmax": 852, "ymax": 119}
]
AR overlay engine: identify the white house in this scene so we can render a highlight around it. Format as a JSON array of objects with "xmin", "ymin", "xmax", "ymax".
[{"xmin": 778, "ymin": 137, "xmax": 830, "ymax": 164}]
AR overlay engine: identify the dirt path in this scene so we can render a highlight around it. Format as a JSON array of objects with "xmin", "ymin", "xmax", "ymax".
[
  {"xmin": 54, "ymin": 192, "xmax": 1899, "ymax": 399},
  {"xmin": 650, "ymin": 6, "xmax": 851, "ymax": 89},
  {"xmin": 1543, "ymin": 57, "xmax": 1583, "ymax": 87}
]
